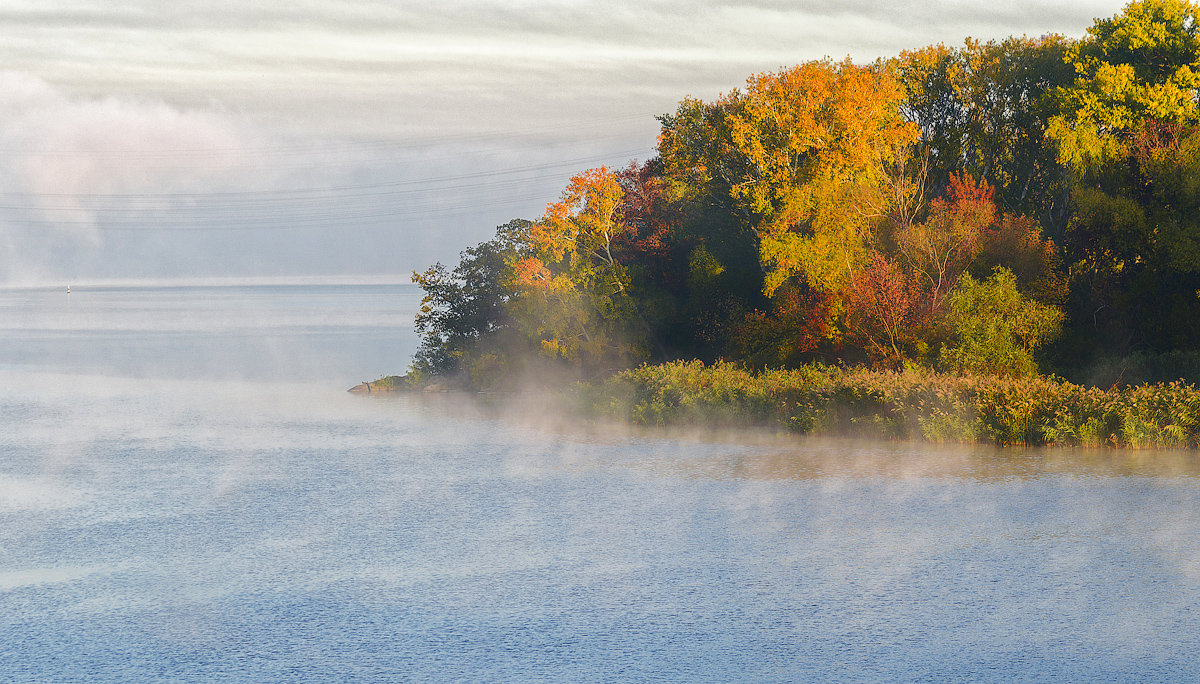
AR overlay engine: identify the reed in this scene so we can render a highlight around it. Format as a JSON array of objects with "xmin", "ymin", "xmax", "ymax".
[{"xmin": 586, "ymin": 360, "xmax": 1200, "ymax": 447}]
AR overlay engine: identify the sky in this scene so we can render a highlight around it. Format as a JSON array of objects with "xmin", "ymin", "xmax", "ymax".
[{"xmin": 0, "ymin": 0, "xmax": 1121, "ymax": 285}]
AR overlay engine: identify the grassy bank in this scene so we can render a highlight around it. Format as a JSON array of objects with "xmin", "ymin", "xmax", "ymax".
[{"xmin": 581, "ymin": 360, "xmax": 1200, "ymax": 448}]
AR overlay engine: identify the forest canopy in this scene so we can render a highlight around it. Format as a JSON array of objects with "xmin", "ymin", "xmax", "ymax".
[{"xmin": 410, "ymin": 0, "xmax": 1200, "ymax": 389}]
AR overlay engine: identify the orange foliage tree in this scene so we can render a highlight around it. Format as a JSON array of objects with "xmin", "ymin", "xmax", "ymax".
[
  {"xmin": 895, "ymin": 172, "xmax": 994, "ymax": 309},
  {"xmin": 660, "ymin": 59, "xmax": 919, "ymax": 297},
  {"xmin": 509, "ymin": 166, "xmax": 656, "ymax": 372},
  {"xmin": 658, "ymin": 59, "xmax": 920, "ymax": 362}
]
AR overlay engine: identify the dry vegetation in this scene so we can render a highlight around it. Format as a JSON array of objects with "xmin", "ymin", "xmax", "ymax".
[{"xmin": 585, "ymin": 361, "xmax": 1200, "ymax": 448}]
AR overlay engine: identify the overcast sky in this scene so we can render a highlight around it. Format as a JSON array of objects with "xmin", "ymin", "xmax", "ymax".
[{"xmin": 0, "ymin": 0, "xmax": 1120, "ymax": 285}]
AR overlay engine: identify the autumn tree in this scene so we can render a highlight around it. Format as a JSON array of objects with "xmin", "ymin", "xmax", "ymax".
[
  {"xmin": 894, "ymin": 172, "xmax": 993, "ymax": 309},
  {"xmin": 844, "ymin": 253, "xmax": 931, "ymax": 367},
  {"xmin": 613, "ymin": 159, "xmax": 678, "ymax": 281},
  {"xmin": 940, "ymin": 267, "xmax": 1065, "ymax": 377},
  {"xmin": 1049, "ymin": 0, "xmax": 1200, "ymax": 356},
  {"xmin": 508, "ymin": 167, "xmax": 655, "ymax": 374},
  {"xmin": 657, "ymin": 59, "xmax": 919, "ymax": 366},
  {"xmin": 893, "ymin": 35, "xmax": 1074, "ymax": 235},
  {"xmin": 659, "ymin": 60, "xmax": 918, "ymax": 294}
]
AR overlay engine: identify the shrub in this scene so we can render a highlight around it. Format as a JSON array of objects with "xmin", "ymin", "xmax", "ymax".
[
  {"xmin": 583, "ymin": 360, "xmax": 1200, "ymax": 447},
  {"xmin": 940, "ymin": 267, "xmax": 1063, "ymax": 378}
]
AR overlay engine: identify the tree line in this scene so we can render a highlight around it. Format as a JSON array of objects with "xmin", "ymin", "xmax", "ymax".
[{"xmin": 411, "ymin": 0, "xmax": 1200, "ymax": 389}]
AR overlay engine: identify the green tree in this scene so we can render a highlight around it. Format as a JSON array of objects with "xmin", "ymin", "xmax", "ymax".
[
  {"xmin": 1049, "ymin": 0, "xmax": 1200, "ymax": 356},
  {"xmin": 410, "ymin": 220, "xmax": 528, "ymax": 379},
  {"xmin": 1049, "ymin": 0, "xmax": 1200, "ymax": 174},
  {"xmin": 940, "ymin": 267, "xmax": 1064, "ymax": 377}
]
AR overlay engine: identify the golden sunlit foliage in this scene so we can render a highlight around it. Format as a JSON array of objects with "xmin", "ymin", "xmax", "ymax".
[
  {"xmin": 1050, "ymin": 0, "xmax": 1200, "ymax": 172},
  {"xmin": 659, "ymin": 59, "xmax": 918, "ymax": 296},
  {"xmin": 508, "ymin": 167, "xmax": 649, "ymax": 372},
  {"xmin": 411, "ymin": 0, "xmax": 1200, "ymax": 401}
]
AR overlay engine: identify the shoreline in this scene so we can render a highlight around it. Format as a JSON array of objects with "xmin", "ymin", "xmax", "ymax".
[
  {"xmin": 353, "ymin": 361, "xmax": 1200, "ymax": 449},
  {"xmin": 348, "ymin": 377, "xmax": 454, "ymax": 394}
]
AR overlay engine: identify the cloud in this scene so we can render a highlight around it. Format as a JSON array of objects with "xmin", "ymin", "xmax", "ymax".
[
  {"xmin": 0, "ymin": 72, "xmax": 654, "ymax": 284},
  {"xmin": 0, "ymin": 74, "xmax": 317, "ymax": 282},
  {"xmin": 0, "ymin": 73, "xmax": 274, "ymax": 238},
  {"xmin": 0, "ymin": 1, "xmax": 1114, "ymax": 141},
  {"xmin": 0, "ymin": 1, "xmax": 1120, "ymax": 283}
]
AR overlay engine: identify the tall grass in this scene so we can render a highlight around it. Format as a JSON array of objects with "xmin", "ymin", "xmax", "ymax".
[{"xmin": 585, "ymin": 360, "xmax": 1200, "ymax": 447}]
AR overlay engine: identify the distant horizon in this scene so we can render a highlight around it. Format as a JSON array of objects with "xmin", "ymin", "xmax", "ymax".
[{"xmin": 0, "ymin": 274, "xmax": 422, "ymax": 290}]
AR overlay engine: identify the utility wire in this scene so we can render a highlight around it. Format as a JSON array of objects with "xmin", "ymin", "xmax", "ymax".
[
  {"xmin": 19, "ymin": 113, "xmax": 661, "ymax": 160},
  {"xmin": 0, "ymin": 146, "xmax": 655, "ymax": 201}
]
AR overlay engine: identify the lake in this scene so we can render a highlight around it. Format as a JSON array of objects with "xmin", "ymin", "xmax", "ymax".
[{"xmin": 2, "ymin": 282, "xmax": 1199, "ymax": 681}]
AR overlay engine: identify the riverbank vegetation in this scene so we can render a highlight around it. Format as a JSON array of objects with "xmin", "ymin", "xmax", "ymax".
[
  {"xmin": 402, "ymin": 0, "xmax": 1200, "ymax": 446},
  {"xmin": 584, "ymin": 360, "xmax": 1200, "ymax": 447}
]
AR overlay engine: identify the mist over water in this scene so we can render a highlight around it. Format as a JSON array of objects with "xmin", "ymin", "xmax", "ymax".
[
  {"xmin": 0, "ymin": 282, "xmax": 417, "ymax": 382},
  {"xmin": 3, "ymin": 284, "xmax": 1200, "ymax": 681}
]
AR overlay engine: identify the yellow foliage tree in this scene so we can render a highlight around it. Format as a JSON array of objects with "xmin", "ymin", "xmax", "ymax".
[
  {"xmin": 659, "ymin": 59, "xmax": 918, "ymax": 297},
  {"xmin": 1049, "ymin": 0, "xmax": 1200, "ymax": 173}
]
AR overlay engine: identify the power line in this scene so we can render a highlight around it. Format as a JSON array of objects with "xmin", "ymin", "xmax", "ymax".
[
  {"xmin": 15, "ymin": 192, "xmax": 558, "ymax": 230},
  {"xmin": 17, "ymin": 113, "xmax": 661, "ymax": 160},
  {"xmin": 1, "ymin": 137, "xmax": 659, "ymax": 232},
  {"xmin": 0, "ymin": 146, "xmax": 656, "ymax": 201}
]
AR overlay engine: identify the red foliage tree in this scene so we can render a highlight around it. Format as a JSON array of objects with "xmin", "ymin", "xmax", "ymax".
[
  {"xmin": 895, "ymin": 172, "xmax": 995, "ymax": 310},
  {"xmin": 732, "ymin": 282, "xmax": 834, "ymax": 368},
  {"xmin": 844, "ymin": 252, "xmax": 934, "ymax": 367},
  {"xmin": 612, "ymin": 160, "xmax": 684, "ymax": 287}
]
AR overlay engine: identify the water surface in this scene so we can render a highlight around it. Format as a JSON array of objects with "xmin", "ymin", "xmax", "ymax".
[{"xmin": 2, "ymin": 283, "xmax": 1199, "ymax": 681}]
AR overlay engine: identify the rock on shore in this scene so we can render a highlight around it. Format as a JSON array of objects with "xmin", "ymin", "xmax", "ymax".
[{"xmin": 347, "ymin": 375, "xmax": 452, "ymax": 393}]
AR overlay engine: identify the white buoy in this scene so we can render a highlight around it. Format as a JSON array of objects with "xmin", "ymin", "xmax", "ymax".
[{"xmin": 66, "ymin": 285, "xmax": 70, "ymax": 294}]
